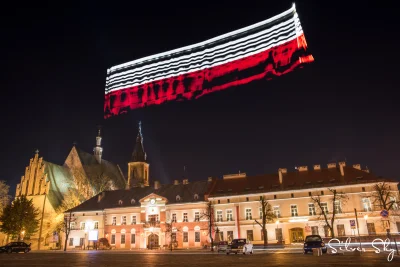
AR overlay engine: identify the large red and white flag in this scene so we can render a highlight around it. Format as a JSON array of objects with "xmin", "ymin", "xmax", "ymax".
[{"xmin": 104, "ymin": 4, "xmax": 313, "ymax": 118}]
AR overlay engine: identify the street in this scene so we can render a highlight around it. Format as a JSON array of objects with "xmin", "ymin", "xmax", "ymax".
[{"xmin": 0, "ymin": 251, "xmax": 399, "ymax": 267}]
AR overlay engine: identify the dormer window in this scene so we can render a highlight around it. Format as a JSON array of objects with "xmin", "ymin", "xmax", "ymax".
[
  {"xmin": 118, "ymin": 200, "xmax": 123, "ymax": 205},
  {"xmin": 194, "ymin": 194, "xmax": 199, "ymax": 200},
  {"xmin": 131, "ymin": 199, "xmax": 136, "ymax": 205},
  {"xmin": 176, "ymin": 195, "xmax": 181, "ymax": 201}
]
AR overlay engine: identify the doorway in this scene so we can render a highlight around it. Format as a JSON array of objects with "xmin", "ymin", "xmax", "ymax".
[
  {"xmin": 147, "ymin": 233, "xmax": 159, "ymax": 249},
  {"xmin": 289, "ymin": 228, "xmax": 304, "ymax": 243}
]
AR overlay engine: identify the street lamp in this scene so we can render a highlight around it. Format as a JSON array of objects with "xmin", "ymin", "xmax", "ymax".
[
  {"xmin": 364, "ymin": 215, "xmax": 368, "ymax": 236},
  {"xmin": 275, "ymin": 220, "xmax": 280, "ymax": 228}
]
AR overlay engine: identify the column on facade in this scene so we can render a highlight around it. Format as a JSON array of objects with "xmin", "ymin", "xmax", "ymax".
[{"xmin": 235, "ymin": 204, "xmax": 240, "ymax": 239}]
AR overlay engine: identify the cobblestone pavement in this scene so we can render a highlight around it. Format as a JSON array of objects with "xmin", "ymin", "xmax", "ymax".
[{"xmin": 0, "ymin": 250, "xmax": 399, "ymax": 267}]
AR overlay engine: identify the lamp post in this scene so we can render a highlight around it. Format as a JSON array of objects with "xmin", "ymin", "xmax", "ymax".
[{"xmin": 364, "ymin": 215, "xmax": 369, "ymax": 236}]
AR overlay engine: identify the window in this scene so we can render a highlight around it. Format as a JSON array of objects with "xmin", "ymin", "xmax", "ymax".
[
  {"xmin": 218, "ymin": 200, "xmax": 220, "ymax": 204},
  {"xmin": 273, "ymin": 206, "xmax": 280, "ymax": 218},
  {"xmin": 290, "ymin": 205, "xmax": 298, "ymax": 217},
  {"xmin": 194, "ymin": 194, "xmax": 199, "ymax": 200},
  {"xmin": 171, "ymin": 233, "xmax": 177, "ymax": 242},
  {"xmin": 226, "ymin": 210, "xmax": 233, "ymax": 221},
  {"xmin": 80, "ymin": 222, "xmax": 86, "ymax": 230},
  {"xmin": 362, "ymin": 198, "xmax": 372, "ymax": 212},
  {"xmin": 308, "ymin": 203, "xmax": 316, "ymax": 216},
  {"xmin": 334, "ymin": 200, "xmax": 342, "ymax": 214},
  {"xmin": 216, "ymin": 210, "xmax": 223, "ymax": 222},
  {"xmin": 94, "ymin": 221, "xmax": 99, "ymax": 229},
  {"xmin": 80, "ymin": 238, "xmax": 84, "ymax": 246},
  {"xmin": 219, "ymin": 231, "xmax": 224, "ymax": 241},
  {"xmin": 176, "ymin": 195, "xmax": 181, "ymax": 201},
  {"xmin": 390, "ymin": 197, "xmax": 398, "ymax": 210},
  {"xmin": 227, "ymin": 231, "xmax": 234, "ymax": 242},
  {"xmin": 367, "ymin": 223, "xmax": 376, "ymax": 235},
  {"xmin": 69, "ymin": 238, "xmax": 73, "ymax": 246},
  {"xmin": 308, "ymin": 192, "xmax": 312, "ymax": 197},
  {"xmin": 112, "ymin": 216, "xmax": 116, "ymax": 225},
  {"xmin": 131, "ymin": 216, "xmax": 137, "ymax": 225},
  {"xmin": 311, "ymin": 226, "xmax": 319, "ymax": 235},
  {"xmin": 291, "ymin": 193, "xmax": 294, "ymax": 198},
  {"xmin": 122, "ymin": 216, "xmax": 127, "ymax": 225},
  {"xmin": 183, "ymin": 232, "xmax": 188, "ymax": 242},
  {"xmin": 183, "ymin": 213, "xmax": 188, "ymax": 222},
  {"xmin": 111, "ymin": 234, "xmax": 116, "ymax": 245},
  {"xmin": 194, "ymin": 212, "xmax": 200, "ymax": 222},
  {"xmin": 246, "ymin": 197, "xmax": 249, "ymax": 201},
  {"xmin": 195, "ymin": 232, "xmax": 200, "ymax": 242},
  {"xmin": 259, "ymin": 207, "xmax": 262, "ymax": 219},
  {"xmin": 274, "ymin": 195, "xmax": 277, "ymax": 199},
  {"xmin": 337, "ymin": 224, "xmax": 345, "ymax": 236},
  {"xmin": 275, "ymin": 228, "xmax": 283, "ymax": 242},
  {"xmin": 172, "ymin": 214, "xmax": 177, "ymax": 223},
  {"xmin": 131, "ymin": 234, "xmax": 136, "ymax": 244},
  {"xmin": 321, "ymin": 203, "xmax": 329, "ymax": 214},
  {"xmin": 227, "ymin": 199, "xmax": 230, "ymax": 203},
  {"xmin": 131, "ymin": 198, "xmax": 136, "ymax": 205},
  {"xmin": 321, "ymin": 191, "xmax": 324, "ymax": 195},
  {"xmin": 245, "ymin": 208, "xmax": 252, "ymax": 220},
  {"xmin": 121, "ymin": 234, "xmax": 126, "ymax": 244},
  {"xmin": 362, "ymin": 187, "xmax": 366, "ymax": 192},
  {"xmin": 70, "ymin": 222, "xmax": 76, "ymax": 230},
  {"xmin": 247, "ymin": 230, "xmax": 253, "ymax": 241},
  {"xmin": 324, "ymin": 226, "xmax": 331, "ymax": 237},
  {"xmin": 260, "ymin": 196, "xmax": 263, "ymax": 200},
  {"xmin": 396, "ymin": 222, "xmax": 400, "ymax": 234}
]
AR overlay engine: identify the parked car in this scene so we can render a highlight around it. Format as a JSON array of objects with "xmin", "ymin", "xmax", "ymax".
[
  {"xmin": 217, "ymin": 241, "xmax": 228, "ymax": 252},
  {"xmin": 226, "ymin": 239, "xmax": 253, "ymax": 255},
  {"xmin": 303, "ymin": 235, "xmax": 327, "ymax": 254},
  {"xmin": 0, "ymin": 242, "xmax": 31, "ymax": 253}
]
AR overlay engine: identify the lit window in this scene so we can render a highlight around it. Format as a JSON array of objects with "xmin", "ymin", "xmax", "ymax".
[
  {"xmin": 176, "ymin": 195, "xmax": 181, "ymax": 201},
  {"xmin": 390, "ymin": 197, "xmax": 398, "ymax": 210},
  {"xmin": 194, "ymin": 212, "xmax": 200, "ymax": 222},
  {"xmin": 273, "ymin": 206, "xmax": 280, "ymax": 218},
  {"xmin": 245, "ymin": 208, "xmax": 252, "ymax": 220},
  {"xmin": 362, "ymin": 198, "xmax": 372, "ymax": 212},
  {"xmin": 94, "ymin": 221, "xmax": 99, "ymax": 229},
  {"xmin": 172, "ymin": 214, "xmax": 177, "ymax": 223},
  {"xmin": 259, "ymin": 207, "xmax": 262, "ymax": 219},
  {"xmin": 122, "ymin": 216, "xmax": 127, "ymax": 225},
  {"xmin": 80, "ymin": 222, "xmax": 86, "ymax": 230},
  {"xmin": 112, "ymin": 217, "xmax": 116, "ymax": 225},
  {"xmin": 226, "ymin": 210, "xmax": 233, "ymax": 221},
  {"xmin": 216, "ymin": 210, "xmax": 223, "ymax": 222},
  {"xmin": 131, "ymin": 216, "xmax": 137, "ymax": 225},
  {"xmin": 183, "ymin": 213, "xmax": 188, "ymax": 222},
  {"xmin": 321, "ymin": 203, "xmax": 329, "ymax": 214},
  {"xmin": 291, "ymin": 205, "xmax": 298, "ymax": 217},
  {"xmin": 308, "ymin": 203, "xmax": 316, "ymax": 216},
  {"xmin": 334, "ymin": 200, "xmax": 342, "ymax": 214}
]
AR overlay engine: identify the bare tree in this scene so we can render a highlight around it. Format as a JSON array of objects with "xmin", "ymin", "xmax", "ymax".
[
  {"xmin": 254, "ymin": 196, "xmax": 276, "ymax": 246},
  {"xmin": 200, "ymin": 201, "xmax": 215, "ymax": 251},
  {"xmin": 311, "ymin": 188, "xmax": 348, "ymax": 238},
  {"xmin": 371, "ymin": 182, "xmax": 400, "ymax": 237},
  {"xmin": 164, "ymin": 212, "xmax": 180, "ymax": 251}
]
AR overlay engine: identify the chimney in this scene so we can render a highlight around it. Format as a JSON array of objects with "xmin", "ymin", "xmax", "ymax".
[
  {"xmin": 313, "ymin": 164, "xmax": 321, "ymax": 170},
  {"xmin": 207, "ymin": 177, "xmax": 213, "ymax": 182},
  {"xmin": 339, "ymin": 161, "xmax": 346, "ymax": 167},
  {"xmin": 154, "ymin": 180, "xmax": 160, "ymax": 190},
  {"xmin": 363, "ymin": 166, "xmax": 370, "ymax": 173},
  {"xmin": 353, "ymin": 164, "xmax": 361, "ymax": 170},
  {"xmin": 183, "ymin": 179, "xmax": 189, "ymax": 185},
  {"xmin": 327, "ymin": 163, "xmax": 336, "ymax": 169},
  {"xmin": 339, "ymin": 163, "xmax": 344, "ymax": 176},
  {"xmin": 297, "ymin": 166, "xmax": 308, "ymax": 172},
  {"xmin": 278, "ymin": 168, "xmax": 287, "ymax": 185},
  {"xmin": 174, "ymin": 180, "xmax": 179, "ymax": 185}
]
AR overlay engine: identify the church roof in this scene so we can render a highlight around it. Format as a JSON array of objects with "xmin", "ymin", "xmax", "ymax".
[
  {"xmin": 43, "ymin": 161, "xmax": 75, "ymax": 208},
  {"xmin": 74, "ymin": 147, "xmax": 126, "ymax": 191},
  {"xmin": 208, "ymin": 165, "xmax": 397, "ymax": 197},
  {"xmin": 68, "ymin": 180, "xmax": 212, "ymax": 212}
]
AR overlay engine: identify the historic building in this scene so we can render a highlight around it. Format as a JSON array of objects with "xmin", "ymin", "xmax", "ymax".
[
  {"xmin": 65, "ymin": 124, "xmax": 399, "ymax": 250},
  {"xmin": 13, "ymin": 129, "xmax": 126, "ymax": 250}
]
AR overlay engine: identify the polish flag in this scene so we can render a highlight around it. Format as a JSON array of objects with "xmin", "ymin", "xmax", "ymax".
[{"xmin": 104, "ymin": 4, "xmax": 313, "ymax": 118}]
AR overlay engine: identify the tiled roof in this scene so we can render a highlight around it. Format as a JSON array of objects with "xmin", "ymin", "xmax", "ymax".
[
  {"xmin": 68, "ymin": 180, "xmax": 212, "ymax": 212},
  {"xmin": 209, "ymin": 166, "xmax": 397, "ymax": 197}
]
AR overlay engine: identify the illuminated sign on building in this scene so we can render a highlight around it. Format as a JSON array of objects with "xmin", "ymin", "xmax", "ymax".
[{"xmin": 104, "ymin": 4, "xmax": 313, "ymax": 118}]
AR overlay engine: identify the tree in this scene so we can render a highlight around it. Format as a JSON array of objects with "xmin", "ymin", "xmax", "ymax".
[
  {"xmin": 310, "ymin": 188, "xmax": 348, "ymax": 238},
  {"xmin": 254, "ymin": 196, "xmax": 276, "ymax": 246},
  {"xmin": 51, "ymin": 188, "xmax": 81, "ymax": 251},
  {"xmin": 200, "ymin": 201, "xmax": 215, "ymax": 251},
  {"xmin": 164, "ymin": 212, "xmax": 180, "ymax": 251},
  {"xmin": 91, "ymin": 166, "xmax": 115, "ymax": 194},
  {"xmin": 0, "ymin": 195, "xmax": 40, "ymax": 241},
  {"xmin": 0, "ymin": 180, "xmax": 10, "ymax": 216},
  {"xmin": 370, "ymin": 182, "xmax": 400, "ymax": 237}
]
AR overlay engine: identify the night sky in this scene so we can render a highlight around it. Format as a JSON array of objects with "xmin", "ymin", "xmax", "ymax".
[{"xmin": 2, "ymin": 1, "xmax": 399, "ymax": 195}]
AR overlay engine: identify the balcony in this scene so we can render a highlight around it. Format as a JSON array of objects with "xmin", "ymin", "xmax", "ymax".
[{"xmin": 144, "ymin": 221, "xmax": 160, "ymax": 228}]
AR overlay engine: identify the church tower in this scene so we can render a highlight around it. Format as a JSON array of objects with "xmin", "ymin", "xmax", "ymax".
[
  {"xmin": 127, "ymin": 121, "xmax": 150, "ymax": 188},
  {"xmin": 93, "ymin": 127, "xmax": 103, "ymax": 163}
]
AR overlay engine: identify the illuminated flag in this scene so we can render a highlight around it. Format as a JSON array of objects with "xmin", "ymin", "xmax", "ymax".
[{"xmin": 104, "ymin": 4, "xmax": 313, "ymax": 118}]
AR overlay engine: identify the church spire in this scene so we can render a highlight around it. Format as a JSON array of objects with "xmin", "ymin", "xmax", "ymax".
[
  {"xmin": 131, "ymin": 121, "xmax": 146, "ymax": 162},
  {"xmin": 93, "ymin": 126, "xmax": 103, "ymax": 163}
]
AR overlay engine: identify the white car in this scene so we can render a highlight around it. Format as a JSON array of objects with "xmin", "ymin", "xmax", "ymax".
[{"xmin": 226, "ymin": 239, "xmax": 253, "ymax": 255}]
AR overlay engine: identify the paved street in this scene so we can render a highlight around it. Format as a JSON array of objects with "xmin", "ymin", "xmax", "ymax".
[{"xmin": 0, "ymin": 251, "xmax": 399, "ymax": 267}]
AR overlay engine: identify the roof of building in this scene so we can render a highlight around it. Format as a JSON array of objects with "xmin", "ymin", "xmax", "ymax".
[
  {"xmin": 208, "ymin": 165, "xmax": 397, "ymax": 197},
  {"xmin": 74, "ymin": 147, "xmax": 126, "ymax": 191},
  {"xmin": 43, "ymin": 161, "xmax": 75, "ymax": 208},
  {"xmin": 68, "ymin": 180, "xmax": 212, "ymax": 212}
]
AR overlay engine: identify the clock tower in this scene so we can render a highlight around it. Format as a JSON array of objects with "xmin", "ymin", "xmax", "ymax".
[{"xmin": 127, "ymin": 121, "xmax": 150, "ymax": 188}]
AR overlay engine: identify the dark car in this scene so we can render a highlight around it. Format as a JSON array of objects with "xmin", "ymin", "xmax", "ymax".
[
  {"xmin": 303, "ymin": 235, "xmax": 327, "ymax": 254},
  {"xmin": 0, "ymin": 242, "xmax": 31, "ymax": 253}
]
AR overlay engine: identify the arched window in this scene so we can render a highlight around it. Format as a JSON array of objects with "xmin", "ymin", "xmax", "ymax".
[
  {"xmin": 176, "ymin": 195, "xmax": 181, "ymax": 201},
  {"xmin": 131, "ymin": 198, "xmax": 136, "ymax": 205},
  {"xmin": 194, "ymin": 226, "xmax": 201, "ymax": 231},
  {"xmin": 182, "ymin": 226, "xmax": 188, "ymax": 232},
  {"xmin": 118, "ymin": 200, "xmax": 123, "ymax": 205},
  {"xmin": 194, "ymin": 194, "xmax": 199, "ymax": 200}
]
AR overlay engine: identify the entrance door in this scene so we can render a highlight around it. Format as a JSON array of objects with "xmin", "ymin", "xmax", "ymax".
[
  {"xmin": 289, "ymin": 228, "xmax": 304, "ymax": 243},
  {"xmin": 147, "ymin": 234, "xmax": 159, "ymax": 249}
]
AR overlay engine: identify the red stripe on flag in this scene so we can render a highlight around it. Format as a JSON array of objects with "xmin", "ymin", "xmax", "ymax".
[{"xmin": 104, "ymin": 34, "xmax": 313, "ymax": 118}]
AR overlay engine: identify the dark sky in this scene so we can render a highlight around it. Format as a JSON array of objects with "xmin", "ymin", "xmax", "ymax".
[{"xmin": 1, "ymin": 1, "xmax": 399, "ymax": 194}]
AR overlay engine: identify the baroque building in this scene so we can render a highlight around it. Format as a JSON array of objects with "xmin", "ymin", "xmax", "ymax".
[
  {"xmin": 13, "ymin": 129, "xmax": 125, "ymax": 250},
  {"xmin": 65, "ymin": 125, "xmax": 400, "ymax": 250}
]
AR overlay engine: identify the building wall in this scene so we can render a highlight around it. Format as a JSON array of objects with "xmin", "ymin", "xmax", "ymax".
[{"xmin": 210, "ymin": 182, "xmax": 400, "ymax": 244}]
